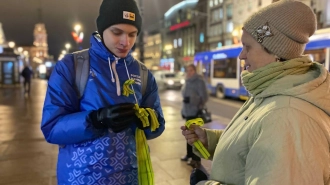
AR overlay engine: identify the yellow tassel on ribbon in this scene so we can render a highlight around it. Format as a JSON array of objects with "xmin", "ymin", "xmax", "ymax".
[
  {"xmin": 122, "ymin": 79, "xmax": 135, "ymax": 97},
  {"xmin": 134, "ymin": 104, "xmax": 160, "ymax": 185},
  {"xmin": 185, "ymin": 118, "xmax": 210, "ymax": 159}
]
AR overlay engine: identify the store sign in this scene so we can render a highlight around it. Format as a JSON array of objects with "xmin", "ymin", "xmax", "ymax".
[
  {"xmin": 182, "ymin": 56, "xmax": 194, "ymax": 62},
  {"xmin": 169, "ymin": 21, "xmax": 190, "ymax": 31}
]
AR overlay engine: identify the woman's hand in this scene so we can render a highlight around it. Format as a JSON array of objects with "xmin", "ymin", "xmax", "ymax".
[{"xmin": 181, "ymin": 124, "xmax": 208, "ymax": 148}]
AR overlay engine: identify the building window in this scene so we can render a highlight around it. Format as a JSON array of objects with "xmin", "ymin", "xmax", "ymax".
[
  {"xmin": 225, "ymin": 39, "xmax": 232, "ymax": 46},
  {"xmin": 199, "ymin": 33, "xmax": 204, "ymax": 43},
  {"xmin": 218, "ymin": 24, "xmax": 223, "ymax": 35},
  {"xmin": 219, "ymin": 0, "xmax": 223, "ymax": 3},
  {"xmin": 187, "ymin": 11, "xmax": 192, "ymax": 20},
  {"xmin": 209, "ymin": 0, "xmax": 213, "ymax": 7},
  {"xmin": 178, "ymin": 17, "xmax": 182, "ymax": 23},
  {"xmin": 217, "ymin": 42, "xmax": 222, "ymax": 48},
  {"xmin": 174, "ymin": 39, "xmax": 177, "ymax": 48},
  {"xmin": 226, "ymin": 21, "xmax": 233, "ymax": 33},
  {"xmin": 258, "ymin": 0, "xmax": 262, "ymax": 6},
  {"xmin": 219, "ymin": 8, "xmax": 223, "ymax": 19},
  {"xmin": 211, "ymin": 9, "xmax": 218, "ymax": 22},
  {"xmin": 188, "ymin": 44, "xmax": 191, "ymax": 55},
  {"xmin": 214, "ymin": 0, "xmax": 218, "ymax": 6},
  {"xmin": 226, "ymin": 4, "xmax": 233, "ymax": 19},
  {"xmin": 191, "ymin": 36, "xmax": 195, "ymax": 55},
  {"xmin": 178, "ymin": 38, "xmax": 182, "ymax": 47}
]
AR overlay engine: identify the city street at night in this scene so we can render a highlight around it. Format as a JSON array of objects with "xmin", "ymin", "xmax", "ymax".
[
  {"xmin": 1, "ymin": 0, "xmax": 329, "ymax": 184},
  {"xmin": 0, "ymin": 79, "xmax": 243, "ymax": 185}
]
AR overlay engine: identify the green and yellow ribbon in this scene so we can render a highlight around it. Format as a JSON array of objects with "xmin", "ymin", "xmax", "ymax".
[
  {"xmin": 122, "ymin": 79, "xmax": 135, "ymax": 97},
  {"xmin": 185, "ymin": 118, "xmax": 210, "ymax": 159},
  {"xmin": 134, "ymin": 104, "xmax": 160, "ymax": 185}
]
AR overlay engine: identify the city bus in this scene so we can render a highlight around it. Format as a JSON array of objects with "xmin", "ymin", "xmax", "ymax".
[
  {"xmin": 304, "ymin": 28, "xmax": 330, "ymax": 71},
  {"xmin": 194, "ymin": 28, "xmax": 330, "ymax": 100}
]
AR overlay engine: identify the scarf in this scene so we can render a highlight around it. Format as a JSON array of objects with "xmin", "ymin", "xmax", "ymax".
[{"xmin": 241, "ymin": 56, "xmax": 313, "ymax": 97}]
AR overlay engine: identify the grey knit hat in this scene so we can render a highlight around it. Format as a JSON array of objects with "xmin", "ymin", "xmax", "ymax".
[
  {"xmin": 243, "ymin": 0, "xmax": 316, "ymax": 59},
  {"xmin": 96, "ymin": 0, "xmax": 142, "ymax": 36}
]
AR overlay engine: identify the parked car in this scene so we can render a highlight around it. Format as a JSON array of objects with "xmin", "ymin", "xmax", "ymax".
[{"xmin": 153, "ymin": 70, "xmax": 185, "ymax": 90}]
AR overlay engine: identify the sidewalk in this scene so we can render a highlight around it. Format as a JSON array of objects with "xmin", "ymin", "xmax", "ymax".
[{"xmin": 0, "ymin": 79, "xmax": 228, "ymax": 185}]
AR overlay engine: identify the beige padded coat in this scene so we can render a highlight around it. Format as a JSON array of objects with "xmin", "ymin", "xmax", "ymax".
[{"xmin": 195, "ymin": 64, "xmax": 330, "ymax": 185}]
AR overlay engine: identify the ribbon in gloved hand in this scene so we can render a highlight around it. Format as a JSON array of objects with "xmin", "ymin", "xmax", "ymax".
[
  {"xmin": 122, "ymin": 79, "xmax": 135, "ymax": 97},
  {"xmin": 185, "ymin": 118, "xmax": 210, "ymax": 159},
  {"xmin": 134, "ymin": 104, "xmax": 160, "ymax": 185}
]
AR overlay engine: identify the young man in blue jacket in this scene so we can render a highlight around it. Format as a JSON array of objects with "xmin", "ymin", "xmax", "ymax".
[{"xmin": 41, "ymin": 0, "xmax": 165, "ymax": 184}]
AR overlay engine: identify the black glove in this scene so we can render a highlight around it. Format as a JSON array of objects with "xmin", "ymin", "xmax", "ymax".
[
  {"xmin": 89, "ymin": 103, "xmax": 135, "ymax": 133},
  {"xmin": 134, "ymin": 116, "xmax": 147, "ymax": 130}
]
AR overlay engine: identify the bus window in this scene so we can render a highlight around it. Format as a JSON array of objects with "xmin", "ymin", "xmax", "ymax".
[
  {"xmin": 240, "ymin": 60, "xmax": 245, "ymax": 72},
  {"xmin": 304, "ymin": 49, "xmax": 326, "ymax": 66},
  {"xmin": 197, "ymin": 60, "xmax": 211, "ymax": 83},
  {"xmin": 202, "ymin": 62, "xmax": 211, "ymax": 83},
  {"xmin": 213, "ymin": 58, "xmax": 237, "ymax": 78}
]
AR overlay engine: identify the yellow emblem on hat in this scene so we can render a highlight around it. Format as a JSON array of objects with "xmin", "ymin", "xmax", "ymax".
[{"xmin": 123, "ymin": 11, "xmax": 135, "ymax": 21}]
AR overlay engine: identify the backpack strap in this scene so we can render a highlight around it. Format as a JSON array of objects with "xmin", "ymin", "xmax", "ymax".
[
  {"xmin": 137, "ymin": 60, "xmax": 148, "ymax": 96},
  {"xmin": 73, "ymin": 49, "xmax": 90, "ymax": 99}
]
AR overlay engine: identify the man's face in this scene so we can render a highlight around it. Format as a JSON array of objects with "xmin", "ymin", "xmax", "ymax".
[{"xmin": 102, "ymin": 24, "xmax": 138, "ymax": 58}]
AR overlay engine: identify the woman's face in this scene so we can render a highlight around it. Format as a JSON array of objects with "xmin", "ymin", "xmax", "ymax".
[
  {"xmin": 186, "ymin": 66, "xmax": 196, "ymax": 79},
  {"xmin": 239, "ymin": 30, "xmax": 276, "ymax": 72},
  {"xmin": 102, "ymin": 24, "xmax": 138, "ymax": 58}
]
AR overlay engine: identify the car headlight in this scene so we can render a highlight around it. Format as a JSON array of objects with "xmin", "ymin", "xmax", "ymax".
[
  {"xmin": 180, "ymin": 79, "xmax": 185, "ymax": 84},
  {"xmin": 167, "ymin": 80, "xmax": 174, "ymax": 85}
]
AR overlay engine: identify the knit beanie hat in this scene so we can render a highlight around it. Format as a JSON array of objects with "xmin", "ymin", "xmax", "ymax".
[
  {"xmin": 243, "ymin": 0, "xmax": 316, "ymax": 59},
  {"xmin": 96, "ymin": 0, "xmax": 142, "ymax": 36}
]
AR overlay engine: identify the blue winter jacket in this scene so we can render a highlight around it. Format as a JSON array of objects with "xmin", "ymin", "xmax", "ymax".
[{"xmin": 41, "ymin": 33, "xmax": 165, "ymax": 185}]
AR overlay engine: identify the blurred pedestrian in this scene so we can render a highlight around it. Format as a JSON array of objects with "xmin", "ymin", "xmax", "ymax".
[
  {"xmin": 21, "ymin": 64, "xmax": 33, "ymax": 95},
  {"xmin": 181, "ymin": 64, "xmax": 208, "ymax": 168},
  {"xmin": 181, "ymin": 0, "xmax": 330, "ymax": 184},
  {"xmin": 45, "ymin": 66, "xmax": 53, "ymax": 81},
  {"xmin": 41, "ymin": 0, "xmax": 165, "ymax": 184}
]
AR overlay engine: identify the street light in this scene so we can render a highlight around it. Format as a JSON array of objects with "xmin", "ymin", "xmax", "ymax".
[
  {"xmin": 65, "ymin": 43, "xmax": 71, "ymax": 53},
  {"xmin": 8, "ymin": 41, "xmax": 15, "ymax": 48},
  {"xmin": 74, "ymin": 24, "xmax": 81, "ymax": 33},
  {"xmin": 72, "ymin": 24, "xmax": 84, "ymax": 50},
  {"xmin": 23, "ymin": 50, "xmax": 29, "ymax": 56},
  {"xmin": 17, "ymin": 47, "xmax": 23, "ymax": 53}
]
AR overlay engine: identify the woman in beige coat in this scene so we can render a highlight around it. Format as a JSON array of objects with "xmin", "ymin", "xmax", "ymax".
[{"xmin": 182, "ymin": 1, "xmax": 330, "ymax": 185}]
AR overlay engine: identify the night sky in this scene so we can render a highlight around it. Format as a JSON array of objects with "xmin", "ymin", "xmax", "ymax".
[{"xmin": 0, "ymin": 0, "xmax": 182, "ymax": 59}]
